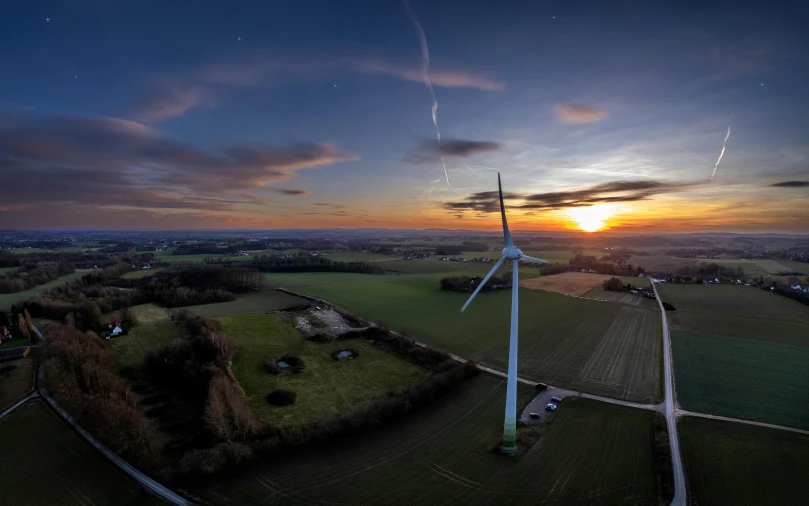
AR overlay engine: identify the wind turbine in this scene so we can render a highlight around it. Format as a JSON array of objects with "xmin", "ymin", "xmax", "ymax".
[{"xmin": 461, "ymin": 173, "xmax": 547, "ymax": 453}]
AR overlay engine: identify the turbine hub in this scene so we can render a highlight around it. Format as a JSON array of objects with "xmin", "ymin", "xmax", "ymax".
[{"xmin": 502, "ymin": 246, "xmax": 523, "ymax": 260}]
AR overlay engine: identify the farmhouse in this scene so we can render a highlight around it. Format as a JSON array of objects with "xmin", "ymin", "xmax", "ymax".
[{"xmin": 107, "ymin": 317, "xmax": 123, "ymax": 337}]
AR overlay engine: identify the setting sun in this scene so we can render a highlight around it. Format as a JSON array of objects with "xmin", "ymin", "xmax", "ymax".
[{"xmin": 566, "ymin": 204, "xmax": 615, "ymax": 232}]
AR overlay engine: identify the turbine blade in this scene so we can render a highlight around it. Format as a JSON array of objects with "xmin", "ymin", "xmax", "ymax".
[
  {"xmin": 498, "ymin": 172, "xmax": 513, "ymax": 247},
  {"xmin": 520, "ymin": 255, "xmax": 548, "ymax": 265},
  {"xmin": 461, "ymin": 257, "xmax": 505, "ymax": 312}
]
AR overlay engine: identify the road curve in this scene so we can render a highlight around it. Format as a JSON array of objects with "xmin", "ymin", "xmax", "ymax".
[{"xmin": 652, "ymin": 282, "xmax": 686, "ymax": 506}]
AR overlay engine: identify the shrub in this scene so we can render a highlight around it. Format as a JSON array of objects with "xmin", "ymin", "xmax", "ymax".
[
  {"xmin": 267, "ymin": 389, "xmax": 297, "ymax": 406},
  {"xmin": 177, "ymin": 441, "xmax": 253, "ymax": 476}
]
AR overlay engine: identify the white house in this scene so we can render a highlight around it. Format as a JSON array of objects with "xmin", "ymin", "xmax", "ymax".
[{"xmin": 111, "ymin": 325, "xmax": 123, "ymax": 336}]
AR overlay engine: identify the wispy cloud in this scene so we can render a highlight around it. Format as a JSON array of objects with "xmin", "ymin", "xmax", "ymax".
[
  {"xmin": 770, "ymin": 180, "xmax": 809, "ymax": 188},
  {"xmin": 444, "ymin": 180, "xmax": 698, "ymax": 213},
  {"xmin": 129, "ymin": 85, "xmax": 215, "ymax": 121},
  {"xmin": 273, "ymin": 188, "xmax": 312, "ymax": 195},
  {"xmin": 355, "ymin": 60, "xmax": 505, "ymax": 91},
  {"xmin": 405, "ymin": 138, "xmax": 501, "ymax": 164},
  {"xmin": 554, "ymin": 104, "xmax": 607, "ymax": 124}
]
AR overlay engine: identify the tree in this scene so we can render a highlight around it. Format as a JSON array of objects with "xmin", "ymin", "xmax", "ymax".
[{"xmin": 17, "ymin": 313, "xmax": 30, "ymax": 343}]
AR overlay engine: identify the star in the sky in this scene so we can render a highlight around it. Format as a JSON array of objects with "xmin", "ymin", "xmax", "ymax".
[
  {"xmin": 45, "ymin": 16, "xmax": 51, "ymax": 23},
  {"xmin": 760, "ymin": 83, "xmax": 764, "ymax": 87},
  {"xmin": 74, "ymin": 76, "xmax": 78, "ymax": 80},
  {"xmin": 552, "ymin": 15, "xmax": 556, "ymax": 19},
  {"xmin": 333, "ymin": 82, "xmax": 339, "ymax": 89},
  {"xmin": 237, "ymin": 37, "xmax": 242, "ymax": 42}
]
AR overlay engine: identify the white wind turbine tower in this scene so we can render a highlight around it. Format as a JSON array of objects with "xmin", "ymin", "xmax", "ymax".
[{"xmin": 461, "ymin": 173, "xmax": 547, "ymax": 453}]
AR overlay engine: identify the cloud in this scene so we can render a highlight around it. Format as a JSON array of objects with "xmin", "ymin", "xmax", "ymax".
[
  {"xmin": 554, "ymin": 104, "xmax": 607, "ymax": 124},
  {"xmin": 0, "ymin": 114, "xmax": 355, "ymax": 214},
  {"xmin": 353, "ymin": 60, "xmax": 505, "ymax": 91},
  {"xmin": 769, "ymin": 181, "xmax": 809, "ymax": 188},
  {"xmin": 405, "ymin": 138, "xmax": 501, "ymax": 164},
  {"xmin": 444, "ymin": 180, "xmax": 697, "ymax": 213},
  {"xmin": 129, "ymin": 86, "xmax": 215, "ymax": 121},
  {"xmin": 273, "ymin": 188, "xmax": 311, "ymax": 195}
]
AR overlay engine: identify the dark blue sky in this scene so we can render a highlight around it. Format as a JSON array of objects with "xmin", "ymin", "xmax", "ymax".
[{"xmin": 1, "ymin": 0, "xmax": 807, "ymax": 231}]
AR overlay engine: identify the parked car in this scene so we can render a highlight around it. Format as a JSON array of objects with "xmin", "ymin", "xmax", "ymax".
[
  {"xmin": 551, "ymin": 396, "xmax": 562, "ymax": 403},
  {"xmin": 529, "ymin": 412, "xmax": 540, "ymax": 419},
  {"xmin": 545, "ymin": 403, "xmax": 557, "ymax": 412},
  {"xmin": 536, "ymin": 382, "xmax": 548, "ymax": 391}
]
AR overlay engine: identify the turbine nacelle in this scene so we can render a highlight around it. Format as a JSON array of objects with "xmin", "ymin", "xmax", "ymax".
[{"xmin": 502, "ymin": 245, "xmax": 523, "ymax": 260}]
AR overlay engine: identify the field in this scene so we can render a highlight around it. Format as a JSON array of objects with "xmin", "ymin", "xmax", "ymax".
[
  {"xmin": 222, "ymin": 313, "xmax": 427, "ymax": 425},
  {"xmin": 631, "ymin": 255, "xmax": 695, "ymax": 273},
  {"xmin": 458, "ymin": 249, "xmax": 576, "ymax": 265},
  {"xmin": 316, "ymin": 250, "xmax": 397, "ymax": 262},
  {"xmin": 0, "ymin": 269, "xmax": 89, "ymax": 309},
  {"xmin": 0, "ymin": 401, "xmax": 160, "ymax": 505},
  {"xmin": 519, "ymin": 271, "xmax": 613, "ymax": 296},
  {"xmin": 107, "ymin": 304, "xmax": 182, "ymax": 369},
  {"xmin": 755, "ymin": 258, "xmax": 793, "ymax": 274},
  {"xmin": 773, "ymin": 259, "xmax": 809, "ymax": 274},
  {"xmin": 700, "ymin": 259, "xmax": 765, "ymax": 275},
  {"xmin": 0, "ymin": 266, "xmax": 18, "ymax": 274},
  {"xmin": 266, "ymin": 271, "xmax": 662, "ymax": 402},
  {"xmin": 679, "ymin": 416, "xmax": 809, "ymax": 506},
  {"xmin": 121, "ymin": 267, "xmax": 165, "ymax": 279},
  {"xmin": 190, "ymin": 376, "xmax": 659, "ymax": 505},
  {"xmin": 0, "ymin": 359, "xmax": 33, "ymax": 410},
  {"xmin": 584, "ymin": 289, "xmax": 659, "ymax": 309},
  {"xmin": 672, "ymin": 331, "xmax": 809, "ymax": 429},
  {"xmin": 181, "ymin": 289, "xmax": 307, "ymax": 317}
]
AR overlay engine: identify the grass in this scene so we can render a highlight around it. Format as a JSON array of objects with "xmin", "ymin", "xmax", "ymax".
[
  {"xmin": 701, "ymin": 260, "xmax": 765, "ymax": 274},
  {"xmin": 0, "ymin": 337, "xmax": 29, "ymax": 350},
  {"xmin": 157, "ymin": 253, "xmax": 254, "ymax": 263},
  {"xmin": 221, "ymin": 313, "xmax": 427, "ymax": 425},
  {"xmin": 181, "ymin": 290, "xmax": 307, "ymax": 317},
  {"xmin": 266, "ymin": 271, "xmax": 662, "ymax": 402},
  {"xmin": 121, "ymin": 267, "xmax": 165, "ymax": 279},
  {"xmin": 190, "ymin": 376, "xmax": 659, "ymax": 505},
  {"xmin": 774, "ymin": 259, "xmax": 809, "ymax": 274},
  {"xmin": 0, "ymin": 400, "xmax": 160, "ymax": 505},
  {"xmin": 315, "ymin": 250, "xmax": 397, "ymax": 262},
  {"xmin": 672, "ymin": 330, "xmax": 809, "ymax": 429},
  {"xmin": 107, "ymin": 303, "xmax": 182, "ymax": 369},
  {"xmin": 0, "ymin": 359, "xmax": 33, "ymax": 410},
  {"xmin": 0, "ymin": 269, "xmax": 89, "ymax": 309},
  {"xmin": 0, "ymin": 266, "xmax": 18, "ymax": 274},
  {"xmin": 680, "ymin": 416, "xmax": 809, "ymax": 506}
]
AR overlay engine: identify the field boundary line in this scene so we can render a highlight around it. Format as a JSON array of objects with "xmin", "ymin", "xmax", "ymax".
[
  {"xmin": 0, "ymin": 391, "xmax": 40, "ymax": 420},
  {"xmin": 677, "ymin": 410, "xmax": 809, "ymax": 435}
]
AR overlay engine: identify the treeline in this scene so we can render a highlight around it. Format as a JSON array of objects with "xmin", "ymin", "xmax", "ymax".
[
  {"xmin": 0, "ymin": 261, "xmax": 75, "ymax": 293},
  {"xmin": 251, "ymin": 254, "xmax": 384, "ymax": 274},
  {"xmin": 539, "ymin": 264, "xmax": 569, "ymax": 276},
  {"xmin": 569, "ymin": 254, "xmax": 644, "ymax": 276},
  {"xmin": 772, "ymin": 285, "xmax": 809, "ymax": 306},
  {"xmin": 677, "ymin": 262, "xmax": 745, "ymax": 279}
]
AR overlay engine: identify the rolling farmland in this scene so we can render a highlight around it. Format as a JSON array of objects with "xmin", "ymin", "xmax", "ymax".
[
  {"xmin": 680, "ymin": 416, "xmax": 809, "ymax": 506},
  {"xmin": 0, "ymin": 269, "xmax": 89, "ymax": 309},
  {"xmin": 672, "ymin": 331, "xmax": 809, "ymax": 429},
  {"xmin": 519, "ymin": 271, "xmax": 612, "ymax": 296},
  {"xmin": 755, "ymin": 259, "xmax": 794, "ymax": 274},
  {"xmin": 0, "ymin": 401, "xmax": 160, "ymax": 505},
  {"xmin": 222, "ymin": 313, "xmax": 426, "ymax": 425},
  {"xmin": 267, "ymin": 272, "xmax": 662, "ymax": 402},
  {"xmin": 181, "ymin": 289, "xmax": 307, "ymax": 317},
  {"xmin": 191, "ymin": 376, "xmax": 659, "ymax": 506}
]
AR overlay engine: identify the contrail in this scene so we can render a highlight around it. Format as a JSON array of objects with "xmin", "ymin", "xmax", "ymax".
[
  {"xmin": 710, "ymin": 116, "xmax": 732, "ymax": 180},
  {"xmin": 403, "ymin": 0, "xmax": 449, "ymax": 186}
]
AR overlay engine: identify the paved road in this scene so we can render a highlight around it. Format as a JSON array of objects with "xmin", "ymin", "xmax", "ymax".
[
  {"xmin": 652, "ymin": 282, "xmax": 686, "ymax": 506},
  {"xmin": 678, "ymin": 409, "xmax": 809, "ymax": 435}
]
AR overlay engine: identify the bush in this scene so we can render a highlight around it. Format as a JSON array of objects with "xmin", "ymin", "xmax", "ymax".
[
  {"xmin": 267, "ymin": 389, "xmax": 297, "ymax": 406},
  {"xmin": 264, "ymin": 360, "xmax": 280, "ymax": 374},
  {"xmin": 662, "ymin": 302, "xmax": 676, "ymax": 311},
  {"xmin": 177, "ymin": 441, "xmax": 253, "ymax": 476}
]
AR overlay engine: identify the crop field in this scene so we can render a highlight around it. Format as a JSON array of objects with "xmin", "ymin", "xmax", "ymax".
[
  {"xmin": 630, "ymin": 255, "xmax": 695, "ymax": 273},
  {"xmin": 773, "ymin": 259, "xmax": 809, "ymax": 274},
  {"xmin": 699, "ymin": 259, "xmax": 765, "ymax": 275},
  {"xmin": 265, "ymin": 272, "xmax": 662, "ymax": 402},
  {"xmin": 191, "ymin": 376, "xmax": 659, "ymax": 506},
  {"xmin": 0, "ymin": 269, "xmax": 89, "ymax": 309},
  {"xmin": 656, "ymin": 283, "xmax": 809, "ymax": 323},
  {"xmin": 183, "ymin": 289, "xmax": 307, "ymax": 317},
  {"xmin": 222, "ymin": 313, "xmax": 426, "ymax": 425},
  {"xmin": 0, "ymin": 401, "xmax": 160, "ymax": 505},
  {"xmin": 0, "ymin": 359, "xmax": 33, "ymax": 410},
  {"xmin": 107, "ymin": 304, "xmax": 182, "ymax": 369},
  {"xmin": 755, "ymin": 258, "xmax": 793, "ymax": 274},
  {"xmin": 585, "ymin": 290, "xmax": 659, "ymax": 309},
  {"xmin": 316, "ymin": 250, "xmax": 397, "ymax": 262},
  {"xmin": 520, "ymin": 271, "xmax": 612, "ymax": 296},
  {"xmin": 679, "ymin": 416, "xmax": 809, "ymax": 506},
  {"xmin": 672, "ymin": 330, "xmax": 809, "ymax": 429},
  {"xmin": 121, "ymin": 267, "xmax": 165, "ymax": 279}
]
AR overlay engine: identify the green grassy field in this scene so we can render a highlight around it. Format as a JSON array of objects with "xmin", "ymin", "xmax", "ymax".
[
  {"xmin": 121, "ymin": 267, "xmax": 165, "ymax": 279},
  {"xmin": 181, "ymin": 290, "xmax": 307, "ymax": 317},
  {"xmin": 773, "ymin": 259, "xmax": 809, "ymax": 274},
  {"xmin": 0, "ymin": 401, "xmax": 161, "ymax": 505},
  {"xmin": 316, "ymin": 250, "xmax": 397, "ymax": 262},
  {"xmin": 680, "ymin": 416, "xmax": 809, "ymax": 506},
  {"xmin": 221, "ymin": 313, "xmax": 427, "ymax": 425},
  {"xmin": 673, "ymin": 331, "xmax": 809, "ymax": 429},
  {"xmin": 0, "ymin": 266, "xmax": 18, "ymax": 274},
  {"xmin": 0, "ymin": 338, "xmax": 29, "ymax": 350},
  {"xmin": 0, "ymin": 269, "xmax": 89, "ymax": 309},
  {"xmin": 458, "ymin": 249, "xmax": 576, "ymax": 265},
  {"xmin": 266, "ymin": 271, "xmax": 662, "ymax": 402},
  {"xmin": 157, "ymin": 253, "xmax": 255, "ymax": 263},
  {"xmin": 107, "ymin": 304, "xmax": 182, "ymax": 369},
  {"xmin": 191, "ymin": 376, "xmax": 659, "ymax": 505},
  {"xmin": 657, "ymin": 283, "xmax": 809, "ymax": 322},
  {"xmin": 0, "ymin": 359, "xmax": 33, "ymax": 410},
  {"xmin": 700, "ymin": 260, "xmax": 765, "ymax": 275},
  {"xmin": 631, "ymin": 255, "xmax": 696, "ymax": 273}
]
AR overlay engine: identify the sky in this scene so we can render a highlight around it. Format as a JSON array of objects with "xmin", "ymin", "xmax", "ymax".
[{"xmin": 1, "ymin": 0, "xmax": 808, "ymax": 233}]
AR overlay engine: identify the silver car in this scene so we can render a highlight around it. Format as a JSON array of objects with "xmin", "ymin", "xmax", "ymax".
[{"xmin": 545, "ymin": 403, "xmax": 557, "ymax": 412}]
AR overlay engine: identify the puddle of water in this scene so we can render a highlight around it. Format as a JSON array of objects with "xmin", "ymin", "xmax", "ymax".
[
  {"xmin": 336, "ymin": 350, "xmax": 353, "ymax": 359},
  {"xmin": 277, "ymin": 361, "xmax": 290, "ymax": 368}
]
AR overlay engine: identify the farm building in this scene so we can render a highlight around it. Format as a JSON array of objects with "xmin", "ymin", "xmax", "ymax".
[{"xmin": 0, "ymin": 326, "xmax": 10, "ymax": 344}]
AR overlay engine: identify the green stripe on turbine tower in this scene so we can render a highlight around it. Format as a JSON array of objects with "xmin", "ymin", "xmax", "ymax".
[{"xmin": 461, "ymin": 173, "xmax": 548, "ymax": 454}]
